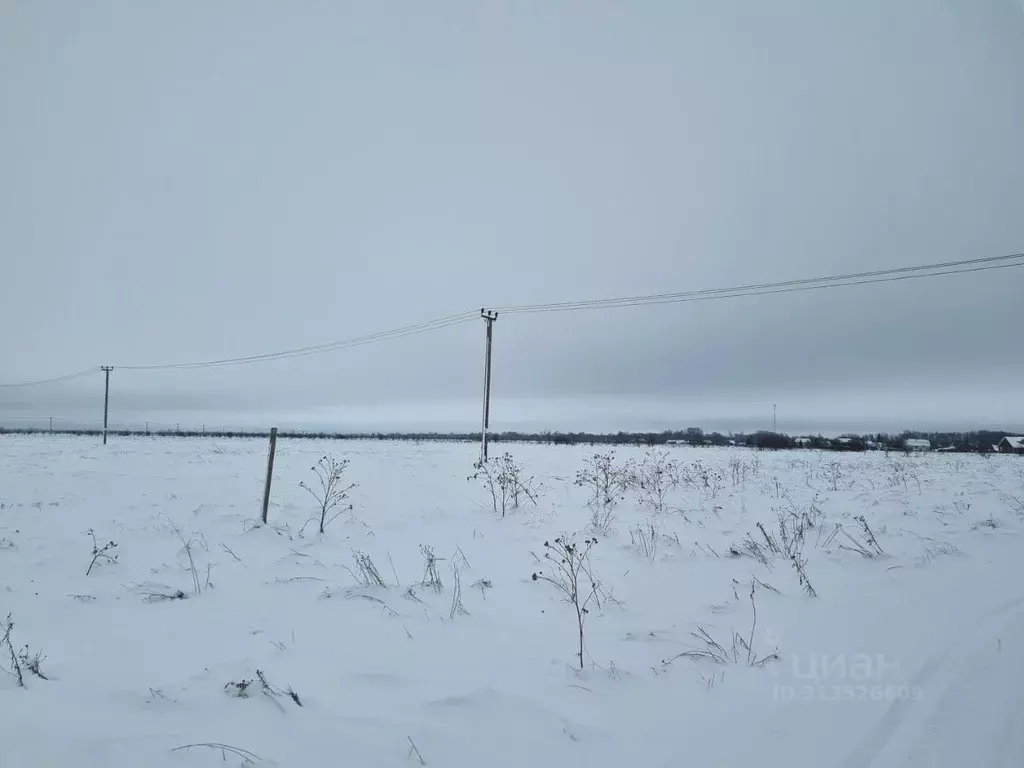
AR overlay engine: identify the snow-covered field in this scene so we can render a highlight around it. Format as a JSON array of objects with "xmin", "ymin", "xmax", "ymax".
[{"xmin": 3, "ymin": 435, "xmax": 1024, "ymax": 767}]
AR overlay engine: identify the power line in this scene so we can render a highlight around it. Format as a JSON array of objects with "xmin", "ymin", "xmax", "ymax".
[
  {"xmin": 0, "ymin": 367, "xmax": 100, "ymax": 389},
  {"xmin": 497, "ymin": 259, "xmax": 1024, "ymax": 315},
  {"xmin": 115, "ymin": 311, "xmax": 479, "ymax": 371},
  {"xmin": 1, "ymin": 251, "xmax": 1020, "ymax": 386},
  {"xmin": 0, "ymin": 314, "xmax": 478, "ymax": 386},
  {"xmin": 492, "ymin": 251, "xmax": 1024, "ymax": 314}
]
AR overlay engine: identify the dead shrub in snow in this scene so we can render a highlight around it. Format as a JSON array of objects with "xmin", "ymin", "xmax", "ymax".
[
  {"xmin": 821, "ymin": 517, "xmax": 883, "ymax": 558},
  {"xmin": 160, "ymin": 515, "xmax": 206, "ymax": 595},
  {"xmin": 133, "ymin": 584, "xmax": 188, "ymax": 602},
  {"xmin": 451, "ymin": 545, "xmax": 471, "ymax": 570},
  {"xmin": 632, "ymin": 449, "xmax": 680, "ymax": 515},
  {"xmin": 680, "ymin": 460, "xmax": 725, "ymax": 501},
  {"xmin": 576, "ymin": 453, "xmax": 629, "ymax": 533},
  {"xmin": 18, "ymin": 646, "xmax": 48, "ymax": 680},
  {"xmin": 300, "ymin": 455, "xmax": 356, "ymax": 534},
  {"xmin": 0, "ymin": 615, "xmax": 46, "ymax": 687},
  {"xmin": 531, "ymin": 535, "xmax": 600, "ymax": 670},
  {"xmin": 791, "ymin": 554, "xmax": 818, "ymax": 598},
  {"xmin": 225, "ymin": 670, "xmax": 302, "ymax": 709},
  {"xmin": 629, "ymin": 520, "xmax": 658, "ymax": 562},
  {"xmin": 346, "ymin": 549, "xmax": 386, "ymax": 588},
  {"xmin": 755, "ymin": 514, "xmax": 818, "ymax": 597},
  {"xmin": 663, "ymin": 582, "xmax": 778, "ymax": 668},
  {"xmin": 1000, "ymin": 492, "xmax": 1024, "ymax": 516},
  {"xmin": 224, "ymin": 678, "xmax": 255, "ymax": 698},
  {"xmin": 914, "ymin": 536, "xmax": 964, "ymax": 566},
  {"xmin": 729, "ymin": 534, "xmax": 771, "ymax": 568},
  {"xmin": 449, "ymin": 562, "xmax": 468, "ymax": 619},
  {"xmin": 855, "ymin": 515, "xmax": 883, "ymax": 555},
  {"xmin": 951, "ymin": 493, "xmax": 972, "ymax": 515},
  {"xmin": 420, "ymin": 545, "xmax": 444, "ymax": 592},
  {"xmin": 177, "ymin": 531, "xmax": 202, "ymax": 594},
  {"xmin": 756, "ymin": 521, "xmax": 781, "ymax": 555},
  {"xmin": 825, "ymin": 461, "xmax": 843, "ymax": 492},
  {"xmin": 257, "ymin": 669, "xmax": 302, "ymax": 708},
  {"xmin": 775, "ymin": 502, "xmax": 826, "ymax": 556},
  {"xmin": 1, "ymin": 614, "xmax": 24, "ymax": 688},
  {"xmin": 972, "ymin": 512, "xmax": 999, "ymax": 530},
  {"xmin": 469, "ymin": 453, "xmax": 539, "ymax": 517},
  {"xmin": 471, "ymin": 578, "xmax": 493, "ymax": 600},
  {"xmin": 887, "ymin": 459, "xmax": 921, "ymax": 494},
  {"xmin": 85, "ymin": 529, "xmax": 118, "ymax": 575},
  {"xmin": 728, "ymin": 455, "xmax": 750, "ymax": 489}
]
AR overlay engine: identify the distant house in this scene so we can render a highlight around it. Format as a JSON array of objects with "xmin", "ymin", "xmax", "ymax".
[
  {"xmin": 904, "ymin": 439, "xmax": 931, "ymax": 452},
  {"xmin": 997, "ymin": 436, "xmax": 1024, "ymax": 454},
  {"xmin": 794, "ymin": 437, "xmax": 811, "ymax": 447}
]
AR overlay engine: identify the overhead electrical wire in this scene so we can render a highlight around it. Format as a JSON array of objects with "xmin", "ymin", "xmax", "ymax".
[
  {"xmin": 0, "ymin": 251, "xmax": 1021, "ymax": 387},
  {"xmin": 114, "ymin": 311, "xmax": 479, "ymax": 371},
  {"xmin": 492, "ymin": 251, "xmax": 1024, "ymax": 314},
  {"xmin": 0, "ymin": 367, "xmax": 101, "ymax": 389}
]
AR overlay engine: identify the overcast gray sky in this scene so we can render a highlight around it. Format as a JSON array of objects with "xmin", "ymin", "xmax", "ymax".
[{"xmin": 3, "ymin": 0, "xmax": 1024, "ymax": 434}]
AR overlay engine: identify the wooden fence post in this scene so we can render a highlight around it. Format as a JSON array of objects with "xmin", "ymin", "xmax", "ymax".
[{"xmin": 261, "ymin": 427, "xmax": 278, "ymax": 524}]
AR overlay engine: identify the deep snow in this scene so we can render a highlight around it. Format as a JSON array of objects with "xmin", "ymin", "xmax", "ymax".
[{"xmin": 2, "ymin": 435, "xmax": 1023, "ymax": 767}]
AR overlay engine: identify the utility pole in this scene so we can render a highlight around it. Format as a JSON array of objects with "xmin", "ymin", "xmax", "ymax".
[
  {"xmin": 101, "ymin": 366, "xmax": 113, "ymax": 445},
  {"xmin": 479, "ymin": 309, "xmax": 498, "ymax": 463},
  {"xmin": 49, "ymin": 416, "xmax": 53, "ymax": 433},
  {"xmin": 773, "ymin": 404, "xmax": 777, "ymax": 433}
]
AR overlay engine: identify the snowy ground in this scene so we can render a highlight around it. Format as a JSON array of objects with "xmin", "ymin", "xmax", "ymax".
[{"xmin": 2, "ymin": 435, "xmax": 1024, "ymax": 767}]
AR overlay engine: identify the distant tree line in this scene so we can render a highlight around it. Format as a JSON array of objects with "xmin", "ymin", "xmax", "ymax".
[{"xmin": 0, "ymin": 424, "xmax": 1018, "ymax": 453}]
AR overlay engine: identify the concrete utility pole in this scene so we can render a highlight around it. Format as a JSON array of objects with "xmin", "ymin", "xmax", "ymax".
[
  {"xmin": 479, "ymin": 309, "xmax": 498, "ymax": 463},
  {"xmin": 101, "ymin": 366, "xmax": 113, "ymax": 445}
]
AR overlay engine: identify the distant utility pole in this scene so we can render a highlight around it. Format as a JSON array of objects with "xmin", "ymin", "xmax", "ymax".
[
  {"xmin": 49, "ymin": 416, "xmax": 53, "ymax": 433},
  {"xmin": 479, "ymin": 309, "xmax": 498, "ymax": 463},
  {"xmin": 101, "ymin": 366, "xmax": 113, "ymax": 445},
  {"xmin": 773, "ymin": 404, "xmax": 777, "ymax": 433}
]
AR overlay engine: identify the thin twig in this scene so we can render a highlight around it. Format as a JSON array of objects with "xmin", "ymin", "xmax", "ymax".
[
  {"xmin": 388, "ymin": 552, "xmax": 401, "ymax": 586},
  {"xmin": 1, "ymin": 615, "xmax": 24, "ymax": 688},
  {"xmin": 746, "ymin": 582, "xmax": 757, "ymax": 666},
  {"xmin": 171, "ymin": 743, "xmax": 264, "ymax": 765},
  {"xmin": 407, "ymin": 736, "xmax": 427, "ymax": 766}
]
